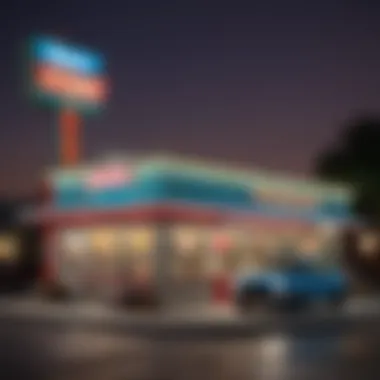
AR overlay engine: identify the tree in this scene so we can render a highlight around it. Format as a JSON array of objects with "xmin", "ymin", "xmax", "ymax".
[
  {"xmin": 315, "ymin": 115, "xmax": 380, "ymax": 288},
  {"xmin": 315, "ymin": 115, "xmax": 380, "ymax": 224}
]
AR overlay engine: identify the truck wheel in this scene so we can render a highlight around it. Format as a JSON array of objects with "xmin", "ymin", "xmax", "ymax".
[
  {"xmin": 236, "ymin": 290, "xmax": 268, "ymax": 311},
  {"xmin": 271, "ymin": 296, "xmax": 309, "ymax": 312},
  {"xmin": 329, "ymin": 293, "xmax": 347, "ymax": 308}
]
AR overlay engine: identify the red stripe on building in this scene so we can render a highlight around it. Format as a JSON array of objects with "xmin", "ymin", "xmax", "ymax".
[{"xmin": 34, "ymin": 203, "xmax": 318, "ymax": 228}]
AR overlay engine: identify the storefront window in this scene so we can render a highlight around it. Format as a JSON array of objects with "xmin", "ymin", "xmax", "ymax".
[
  {"xmin": 358, "ymin": 232, "xmax": 378, "ymax": 258},
  {"xmin": 209, "ymin": 229, "xmax": 261, "ymax": 275},
  {"xmin": 112, "ymin": 226, "xmax": 155, "ymax": 281},
  {"xmin": 128, "ymin": 226, "xmax": 155, "ymax": 279},
  {"xmin": 91, "ymin": 228, "xmax": 117, "ymax": 274},
  {"xmin": 250, "ymin": 245, "xmax": 266, "ymax": 269},
  {"xmin": 171, "ymin": 226, "xmax": 245, "ymax": 279},
  {"xmin": 172, "ymin": 226, "xmax": 204, "ymax": 278},
  {"xmin": 288, "ymin": 224, "xmax": 342, "ymax": 269},
  {"xmin": 300, "ymin": 234, "xmax": 319, "ymax": 258},
  {"xmin": 257, "ymin": 231, "xmax": 281, "ymax": 268},
  {"xmin": 203, "ymin": 248, "xmax": 220, "ymax": 276},
  {"xmin": 59, "ymin": 229, "xmax": 90, "ymax": 290},
  {"xmin": 0, "ymin": 235, "xmax": 19, "ymax": 262},
  {"xmin": 212, "ymin": 233, "xmax": 232, "ymax": 272},
  {"xmin": 234, "ymin": 236, "xmax": 256, "ymax": 274},
  {"xmin": 174, "ymin": 245, "xmax": 204, "ymax": 278},
  {"xmin": 58, "ymin": 225, "xmax": 155, "ymax": 293},
  {"xmin": 302, "ymin": 223, "xmax": 341, "ymax": 268}
]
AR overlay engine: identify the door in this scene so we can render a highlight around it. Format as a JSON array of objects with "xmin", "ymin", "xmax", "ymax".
[
  {"xmin": 89, "ymin": 228, "xmax": 119, "ymax": 300},
  {"xmin": 59, "ymin": 228, "xmax": 120, "ymax": 300},
  {"xmin": 58, "ymin": 229, "xmax": 91, "ymax": 297},
  {"xmin": 169, "ymin": 227, "xmax": 211, "ymax": 306},
  {"xmin": 170, "ymin": 246, "xmax": 212, "ymax": 306}
]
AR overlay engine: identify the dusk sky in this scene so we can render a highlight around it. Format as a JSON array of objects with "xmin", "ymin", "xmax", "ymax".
[{"xmin": 1, "ymin": 1, "xmax": 380, "ymax": 196}]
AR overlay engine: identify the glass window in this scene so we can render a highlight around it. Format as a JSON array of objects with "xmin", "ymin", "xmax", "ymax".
[
  {"xmin": 247, "ymin": 231, "xmax": 269, "ymax": 269},
  {"xmin": 59, "ymin": 229, "xmax": 90, "ymax": 288},
  {"xmin": 174, "ymin": 245, "xmax": 203, "ymax": 278},
  {"xmin": 209, "ymin": 229, "xmax": 247, "ymax": 274},
  {"xmin": 304, "ymin": 224, "xmax": 342, "ymax": 268},
  {"xmin": 112, "ymin": 226, "xmax": 155, "ymax": 279},
  {"xmin": 358, "ymin": 232, "xmax": 378, "ymax": 258},
  {"xmin": 91, "ymin": 228, "xmax": 115, "ymax": 255},
  {"xmin": 0, "ymin": 236, "xmax": 19, "ymax": 262},
  {"xmin": 128, "ymin": 226, "xmax": 154, "ymax": 278},
  {"xmin": 233, "ymin": 233, "xmax": 255, "ymax": 273},
  {"xmin": 223, "ymin": 247, "xmax": 241, "ymax": 272},
  {"xmin": 171, "ymin": 226, "xmax": 205, "ymax": 278}
]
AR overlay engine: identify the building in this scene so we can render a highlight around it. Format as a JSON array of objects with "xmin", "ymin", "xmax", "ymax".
[
  {"xmin": 36, "ymin": 154, "xmax": 354, "ymax": 305},
  {"xmin": 0, "ymin": 199, "xmax": 42, "ymax": 292}
]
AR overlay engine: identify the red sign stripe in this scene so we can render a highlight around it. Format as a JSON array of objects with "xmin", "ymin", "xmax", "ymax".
[{"xmin": 34, "ymin": 64, "xmax": 108, "ymax": 103}]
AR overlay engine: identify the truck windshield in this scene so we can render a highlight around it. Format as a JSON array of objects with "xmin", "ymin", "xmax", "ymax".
[{"xmin": 269, "ymin": 247, "xmax": 340, "ymax": 272}]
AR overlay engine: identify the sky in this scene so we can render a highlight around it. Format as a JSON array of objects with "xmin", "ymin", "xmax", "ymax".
[{"xmin": 1, "ymin": 0, "xmax": 380, "ymax": 196}]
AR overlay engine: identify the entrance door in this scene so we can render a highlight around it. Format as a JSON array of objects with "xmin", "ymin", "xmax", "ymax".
[
  {"xmin": 89, "ymin": 228, "xmax": 119, "ymax": 300},
  {"xmin": 58, "ymin": 229, "xmax": 92, "ymax": 298},
  {"xmin": 59, "ymin": 228, "xmax": 120, "ymax": 300},
  {"xmin": 168, "ymin": 248, "xmax": 212, "ymax": 306}
]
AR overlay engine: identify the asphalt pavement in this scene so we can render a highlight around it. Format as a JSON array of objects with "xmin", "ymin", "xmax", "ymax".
[
  {"xmin": 1, "ymin": 295, "xmax": 380, "ymax": 379},
  {"xmin": 0, "ymin": 310, "xmax": 380, "ymax": 380}
]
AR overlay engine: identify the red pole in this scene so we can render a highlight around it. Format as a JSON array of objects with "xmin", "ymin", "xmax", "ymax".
[{"xmin": 59, "ymin": 108, "xmax": 80, "ymax": 166}]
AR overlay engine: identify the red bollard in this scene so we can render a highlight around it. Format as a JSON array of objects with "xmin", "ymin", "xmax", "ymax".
[{"xmin": 212, "ymin": 275, "xmax": 233, "ymax": 304}]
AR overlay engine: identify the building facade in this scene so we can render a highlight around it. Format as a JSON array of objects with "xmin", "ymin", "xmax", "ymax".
[{"xmin": 37, "ymin": 154, "xmax": 354, "ymax": 305}]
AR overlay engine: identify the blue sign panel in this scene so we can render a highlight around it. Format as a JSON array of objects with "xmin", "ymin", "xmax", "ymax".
[{"xmin": 32, "ymin": 37, "xmax": 105, "ymax": 75}]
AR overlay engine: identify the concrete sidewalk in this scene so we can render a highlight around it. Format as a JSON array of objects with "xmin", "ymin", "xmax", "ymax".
[
  {"xmin": 0, "ymin": 295, "xmax": 241, "ymax": 324},
  {"xmin": 0, "ymin": 295, "xmax": 380, "ymax": 332}
]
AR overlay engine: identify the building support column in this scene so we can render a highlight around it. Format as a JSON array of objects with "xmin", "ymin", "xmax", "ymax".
[{"xmin": 154, "ymin": 222, "xmax": 173, "ymax": 308}]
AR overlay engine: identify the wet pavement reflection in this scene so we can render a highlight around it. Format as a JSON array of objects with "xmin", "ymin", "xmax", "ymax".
[{"xmin": 0, "ymin": 319, "xmax": 380, "ymax": 380}]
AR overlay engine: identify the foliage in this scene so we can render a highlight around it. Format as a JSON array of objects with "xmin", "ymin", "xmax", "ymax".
[{"xmin": 315, "ymin": 115, "xmax": 380, "ymax": 224}]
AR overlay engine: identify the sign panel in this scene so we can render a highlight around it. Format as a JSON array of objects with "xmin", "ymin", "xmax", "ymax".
[
  {"xmin": 85, "ymin": 164, "xmax": 134, "ymax": 190},
  {"xmin": 33, "ymin": 38, "xmax": 103, "ymax": 74},
  {"xmin": 29, "ymin": 36, "xmax": 108, "ymax": 113}
]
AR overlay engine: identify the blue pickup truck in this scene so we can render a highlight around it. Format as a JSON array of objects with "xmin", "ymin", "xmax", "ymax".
[{"xmin": 235, "ymin": 261, "xmax": 348, "ymax": 311}]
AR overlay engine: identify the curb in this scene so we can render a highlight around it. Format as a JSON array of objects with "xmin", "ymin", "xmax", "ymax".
[{"xmin": 0, "ymin": 304, "xmax": 379, "ymax": 340}]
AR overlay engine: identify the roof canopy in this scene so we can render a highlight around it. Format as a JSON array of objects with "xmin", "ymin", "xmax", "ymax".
[{"xmin": 47, "ymin": 153, "xmax": 352, "ymax": 202}]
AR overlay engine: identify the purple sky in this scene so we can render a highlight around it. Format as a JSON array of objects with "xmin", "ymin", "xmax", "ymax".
[{"xmin": 1, "ymin": 1, "xmax": 380, "ymax": 196}]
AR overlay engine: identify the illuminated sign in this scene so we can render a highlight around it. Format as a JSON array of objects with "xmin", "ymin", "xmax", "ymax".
[
  {"xmin": 35, "ymin": 65, "xmax": 106, "ymax": 103},
  {"xmin": 30, "ymin": 36, "xmax": 108, "ymax": 113},
  {"xmin": 33, "ymin": 37, "xmax": 103, "ymax": 74},
  {"xmin": 85, "ymin": 164, "xmax": 133, "ymax": 189}
]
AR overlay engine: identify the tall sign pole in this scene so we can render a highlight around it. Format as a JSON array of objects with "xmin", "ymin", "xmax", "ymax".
[
  {"xmin": 28, "ymin": 36, "xmax": 108, "ymax": 167},
  {"xmin": 26, "ymin": 36, "xmax": 108, "ymax": 291},
  {"xmin": 59, "ymin": 108, "xmax": 81, "ymax": 166}
]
